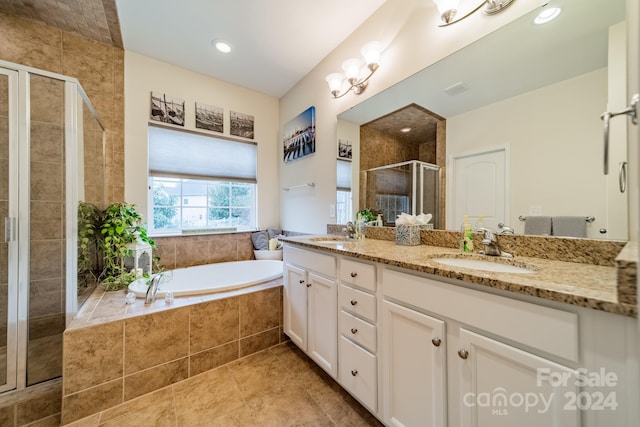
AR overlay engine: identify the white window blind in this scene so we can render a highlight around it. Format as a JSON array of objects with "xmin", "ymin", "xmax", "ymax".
[
  {"xmin": 148, "ymin": 125, "xmax": 257, "ymax": 182},
  {"xmin": 336, "ymin": 159, "xmax": 352, "ymax": 191}
]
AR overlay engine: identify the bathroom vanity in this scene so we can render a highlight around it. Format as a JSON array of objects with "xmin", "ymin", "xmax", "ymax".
[{"xmin": 281, "ymin": 233, "xmax": 638, "ymax": 427}]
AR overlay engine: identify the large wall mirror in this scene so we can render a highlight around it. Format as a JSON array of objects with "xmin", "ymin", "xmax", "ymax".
[{"xmin": 337, "ymin": 0, "xmax": 628, "ymax": 240}]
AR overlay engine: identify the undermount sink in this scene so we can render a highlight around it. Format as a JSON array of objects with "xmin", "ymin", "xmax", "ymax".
[{"xmin": 432, "ymin": 257, "xmax": 537, "ymax": 274}]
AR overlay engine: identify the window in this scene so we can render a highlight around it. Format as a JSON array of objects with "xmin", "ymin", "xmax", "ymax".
[
  {"xmin": 148, "ymin": 125, "xmax": 257, "ymax": 234},
  {"xmin": 336, "ymin": 159, "xmax": 352, "ymax": 224}
]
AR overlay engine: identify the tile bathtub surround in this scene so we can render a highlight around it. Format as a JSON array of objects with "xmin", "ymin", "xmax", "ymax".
[
  {"xmin": 63, "ymin": 342, "xmax": 383, "ymax": 427},
  {"xmin": 61, "ymin": 282, "xmax": 284, "ymax": 424},
  {"xmin": 0, "ymin": 379, "xmax": 62, "ymax": 427}
]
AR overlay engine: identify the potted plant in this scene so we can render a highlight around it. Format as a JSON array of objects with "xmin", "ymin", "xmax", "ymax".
[
  {"xmin": 77, "ymin": 202, "xmax": 101, "ymax": 287},
  {"xmin": 98, "ymin": 202, "xmax": 157, "ymax": 291}
]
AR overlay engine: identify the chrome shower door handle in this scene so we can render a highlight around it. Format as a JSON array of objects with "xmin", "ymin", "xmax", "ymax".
[
  {"xmin": 600, "ymin": 93, "xmax": 639, "ymax": 175},
  {"xmin": 4, "ymin": 217, "xmax": 15, "ymax": 242},
  {"xmin": 619, "ymin": 161, "xmax": 627, "ymax": 193}
]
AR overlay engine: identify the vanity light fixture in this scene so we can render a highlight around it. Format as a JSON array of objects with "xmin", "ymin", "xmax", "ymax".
[
  {"xmin": 433, "ymin": 0, "xmax": 516, "ymax": 27},
  {"xmin": 326, "ymin": 41, "xmax": 382, "ymax": 99}
]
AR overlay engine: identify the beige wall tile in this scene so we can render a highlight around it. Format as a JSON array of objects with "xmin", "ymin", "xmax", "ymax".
[
  {"xmin": 239, "ymin": 328, "xmax": 280, "ymax": 357},
  {"xmin": 175, "ymin": 239, "xmax": 210, "ymax": 268},
  {"xmin": 124, "ymin": 357, "xmax": 188, "ymax": 401},
  {"xmin": 63, "ymin": 321, "xmax": 123, "ymax": 395},
  {"xmin": 239, "ymin": 287, "xmax": 281, "ymax": 337},
  {"xmin": 30, "ymin": 201, "xmax": 63, "ymax": 240},
  {"xmin": 30, "ymin": 161, "xmax": 63, "ymax": 202},
  {"xmin": 61, "ymin": 379, "xmax": 123, "ymax": 425},
  {"xmin": 30, "ymin": 75, "xmax": 65, "ymax": 125},
  {"xmin": 190, "ymin": 297, "xmax": 239, "ymax": 353},
  {"xmin": 29, "ymin": 240, "xmax": 63, "ymax": 281},
  {"xmin": 236, "ymin": 233, "xmax": 255, "ymax": 260},
  {"xmin": 16, "ymin": 387, "xmax": 61, "ymax": 426},
  {"xmin": 208, "ymin": 234, "xmax": 237, "ymax": 263},
  {"xmin": 124, "ymin": 307, "xmax": 189, "ymax": 374},
  {"xmin": 29, "ymin": 277, "xmax": 63, "ymax": 319},
  {"xmin": 30, "ymin": 122, "xmax": 64, "ymax": 163},
  {"xmin": 190, "ymin": 341, "xmax": 239, "ymax": 377},
  {"xmin": 0, "ymin": 404, "xmax": 14, "ymax": 427}
]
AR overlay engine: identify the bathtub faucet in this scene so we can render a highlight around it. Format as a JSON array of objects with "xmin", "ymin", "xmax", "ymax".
[{"xmin": 144, "ymin": 273, "xmax": 164, "ymax": 304}]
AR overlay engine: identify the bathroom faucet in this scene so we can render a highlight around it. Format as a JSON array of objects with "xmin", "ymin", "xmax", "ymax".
[
  {"xmin": 497, "ymin": 223, "xmax": 514, "ymax": 234},
  {"xmin": 345, "ymin": 221, "xmax": 356, "ymax": 239},
  {"xmin": 144, "ymin": 273, "xmax": 163, "ymax": 304},
  {"xmin": 476, "ymin": 228, "xmax": 512, "ymax": 258}
]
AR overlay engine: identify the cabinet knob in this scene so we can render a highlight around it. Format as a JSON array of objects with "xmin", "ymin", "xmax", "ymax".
[
  {"xmin": 350, "ymin": 328, "xmax": 358, "ymax": 334},
  {"xmin": 350, "ymin": 300, "xmax": 358, "ymax": 306},
  {"xmin": 299, "ymin": 279, "xmax": 305, "ymax": 284},
  {"xmin": 351, "ymin": 369, "xmax": 358, "ymax": 377},
  {"xmin": 431, "ymin": 338, "xmax": 441, "ymax": 347},
  {"xmin": 350, "ymin": 272, "xmax": 358, "ymax": 278},
  {"xmin": 458, "ymin": 349, "xmax": 469, "ymax": 360},
  {"xmin": 306, "ymin": 283, "xmax": 311, "ymax": 288}
]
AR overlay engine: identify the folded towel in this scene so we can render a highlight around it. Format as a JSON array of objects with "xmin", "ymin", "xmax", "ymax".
[
  {"xmin": 552, "ymin": 216, "xmax": 586, "ymax": 238},
  {"xmin": 524, "ymin": 216, "xmax": 552, "ymax": 235},
  {"xmin": 251, "ymin": 231, "xmax": 269, "ymax": 250}
]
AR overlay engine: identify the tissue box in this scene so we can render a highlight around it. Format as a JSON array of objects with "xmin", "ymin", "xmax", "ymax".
[{"xmin": 395, "ymin": 224, "xmax": 421, "ymax": 246}]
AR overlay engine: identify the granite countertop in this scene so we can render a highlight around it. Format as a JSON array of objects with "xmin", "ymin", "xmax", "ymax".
[{"xmin": 281, "ymin": 235, "xmax": 637, "ymax": 318}]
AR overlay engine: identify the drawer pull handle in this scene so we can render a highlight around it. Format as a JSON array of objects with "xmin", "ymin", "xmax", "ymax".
[
  {"xmin": 299, "ymin": 279, "xmax": 305, "ymax": 284},
  {"xmin": 351, "ymin": 369, "xmax": 358, "ymax": 376},
  {"xmin": 306, "ymin": 283, "xmax": 311, "ymax": 288},
  {"xmin": 350, "ymin": 272, "xmax": 358, "ymax": 278},
  {"xmin": 350, "ymin": 328, "xmax": 358, "ymax": 334},
  {"xmin": 458, "ymin": 349, "xmax": 469, "ymax": 360},
  {"xmin": 431, "ymin": 338, "xmax": 441, "ymax": 347},
  {"xmin": 350, "ymin": 300, "xmax": 358, "ymax": 306}
]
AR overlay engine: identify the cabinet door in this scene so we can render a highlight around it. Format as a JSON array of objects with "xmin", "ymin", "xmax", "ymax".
[
  {"xmin": 382, "ymin": 300, "xmax": 446, "ymax": 427},
  {"xmin": 458, "ymin": 328, "xmax": 579, "ymax": 427},
  {"xmin": 307, "ymin": 272, "xmax": 338, "ymax": 378},
  {"xmin": 284, "ymin": 264, "xmax": 307, "ymax": 350}
]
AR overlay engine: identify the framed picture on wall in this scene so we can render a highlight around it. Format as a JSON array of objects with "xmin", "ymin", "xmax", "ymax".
[
  {"xmin": 230, "ymin": 111, "xmax": 254, "ymax": 139},
  {"xmin": 338, "ymin": 138, "xmax": 352, "ymax": 160},
  {"xmin": 283, "ymin": 106, "xmax": 316, "ymax": 163},
  {"xmin": 150, "ymin": 91, "xmax": 185, "ymax": 126},
  {"xmin": 195, "ymin": 102, "xmax": 224, "ymax": 133}
]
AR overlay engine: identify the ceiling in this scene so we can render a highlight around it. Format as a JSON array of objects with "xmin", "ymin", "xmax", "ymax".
[
  {"xmin": 364, "ymin": 104, "xmax": 441, "ymax": 145},
  {"xmin": 0, "ymin": 0, "xmax": 387, "ymax": 98}
]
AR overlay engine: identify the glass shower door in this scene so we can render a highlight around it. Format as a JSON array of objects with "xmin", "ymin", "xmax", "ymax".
[{"xmin": 0, "ymin": 68, "xmax": 18, "ymax": 392}]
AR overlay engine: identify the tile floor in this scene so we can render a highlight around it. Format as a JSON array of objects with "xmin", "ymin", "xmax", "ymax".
[{"xmin": 66, "ymin": 341, "xmax": 384, "ymax": 426}]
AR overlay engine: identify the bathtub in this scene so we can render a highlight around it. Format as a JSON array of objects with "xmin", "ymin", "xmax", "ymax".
[{"xmin": 128, "ymin": 259, "xmax": 283, "ymax": 298}]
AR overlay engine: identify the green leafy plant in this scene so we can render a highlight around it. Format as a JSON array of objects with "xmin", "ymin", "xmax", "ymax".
[
  {"xmin": 357, "ymin": 208, "xmax": 376, "ymax": 223},
  {"xmin": 77, "ymin": 202, "xmax": 101, "ymax": 286},
  {"xmin": 98, "ymin": 203, "xmax": 157, "ymax": 291}
]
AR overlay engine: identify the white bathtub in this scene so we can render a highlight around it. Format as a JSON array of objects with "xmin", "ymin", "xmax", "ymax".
[{"xmin": 128, "ymin": 259, "xmax": 283, "ymax": 298}]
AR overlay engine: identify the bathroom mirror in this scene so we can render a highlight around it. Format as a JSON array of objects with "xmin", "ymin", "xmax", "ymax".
[{"xmin": 337, "ymin": 0, "xmax": 628, "ymax": 240}]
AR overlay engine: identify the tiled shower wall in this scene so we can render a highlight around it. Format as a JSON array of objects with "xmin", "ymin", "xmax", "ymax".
[{"xmin": 0, "ymin": 11, "xmax": 125, "ymax": 204}]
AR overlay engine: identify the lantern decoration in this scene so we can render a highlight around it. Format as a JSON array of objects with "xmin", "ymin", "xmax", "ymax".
[{"xmin": 124, "ymin": 231, "xmax": 152, "ymax": 277}]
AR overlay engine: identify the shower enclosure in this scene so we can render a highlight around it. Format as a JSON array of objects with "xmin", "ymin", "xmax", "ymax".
[
  {"xmin": 0, "ymin": 61, "xmax": 104, "ymax": 393},
  {"xmin": 364, "ymin": 160, "xmax": 441, "ymax": 228}
]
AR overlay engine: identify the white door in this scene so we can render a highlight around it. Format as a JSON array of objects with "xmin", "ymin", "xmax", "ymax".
[
  {"xmin": 450, "ymin": 148, "xmax": 508, "ymax": 231},
  {"xmin": 283, "ymin": 264, "xmax": 307, "ymax": 350},
  {"xmin": 382, "ymin": 300, "xmax": 447, "ymax": 427},
  {"xmin": 458, "ymin": 329, "xmax": 579, "ymax": 427},
  {"xmin": 307, "ymin": 272, "xmax": 337, "ymax": 378}
]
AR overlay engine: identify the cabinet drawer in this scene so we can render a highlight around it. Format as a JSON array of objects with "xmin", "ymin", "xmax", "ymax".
[
  {"xmin": 383, "ymin": 268, "xmax": 579, "ymax": 362},
  {"xmin": 284, "ymin": 245, "xmax": 336, "ymax": 278},
  {"xmin": 340, "ymin": 258, "xmax": 375, "ymax": 291},
  {"xmin": 339, "ymin": 336, "xmax": 377, "ymax": 411},
  {"xmin": 339, "ymin": 284, "xmax": 376, "ymax": 322},
  {"xmin": 340, "ymin": 310, "xmax": 376, "ymax": 353}
]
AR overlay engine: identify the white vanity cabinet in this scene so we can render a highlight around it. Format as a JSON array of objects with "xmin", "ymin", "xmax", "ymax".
[
  {"xmin": 283, "ymin": 245, "xmax": 338, "ymax": 377},
  {"xmin": 338, "ymin": 258, "xmax": 378, "ymax": 412}
]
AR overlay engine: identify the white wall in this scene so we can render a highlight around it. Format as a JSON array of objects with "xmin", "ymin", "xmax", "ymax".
[
  {"xmin": 123, "ymin": 51, "xmax": 280, "ymax": 229},
  {"xmin": 278, "ymin": 0, "xmax": 545, "ymax": 234},
  {"xmin": 446, "ymin": 69, "xmax": 611, "ymax": 239}
]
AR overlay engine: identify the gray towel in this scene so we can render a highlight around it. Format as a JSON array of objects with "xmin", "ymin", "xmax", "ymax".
[
  {"xmin": 524, "ymin": 216, "xmax": 552, "ymax": 235},
  {"xmin": 552, "ymin": 216, "xmax": 586, "ymax": 238},
  {"xmin": 251, "ymin": 231, "xmax": 269, "ymax": 250}
]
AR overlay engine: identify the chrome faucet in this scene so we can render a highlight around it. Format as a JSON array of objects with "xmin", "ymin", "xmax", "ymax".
[
  {"xmin": 477, "ymin": 227, "xmax": 512, "ymax": 258},
  {"xmin": 345, "ymin": 221, "xmax": 356, "ymax": 239},
  {"xmin": 144, "ymin": 273, "xmax": 163, "ymax": 304},
  {"xmin": 497, "ymin": 222, "xmax": 514, "ymax": 234}
]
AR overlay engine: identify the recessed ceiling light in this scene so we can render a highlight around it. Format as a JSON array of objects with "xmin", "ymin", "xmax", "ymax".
[
  {"xmin": 534, "ymin": 7, "xmax": 561, "ymax": 24},
  {"xmin": 400, "ymin": 127, "xmax": 412, "ymax": 133},
  {"xmin": 212, "ymin": 39, "xmax": 232, "ymax": 53}
]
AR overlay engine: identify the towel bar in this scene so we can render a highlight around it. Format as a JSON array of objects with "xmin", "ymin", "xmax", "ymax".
[
  {"xmin": 282, "ymin": 182, "xmax": 315, "ymax": 191},
  {"xmin": 519, "ymin": 215, "xmax": 594, "ymax": 223}
]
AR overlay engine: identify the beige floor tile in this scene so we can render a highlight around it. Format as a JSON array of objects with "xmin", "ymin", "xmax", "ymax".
[
  {"xmin": 98, "ymin": 397, "xmax": 175, "ymax": 427},
  {"xmin": 228, "ymin": 349, "xmax": 296, "ymax": 400}
]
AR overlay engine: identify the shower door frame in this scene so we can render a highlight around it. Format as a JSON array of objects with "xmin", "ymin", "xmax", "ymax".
[{"xmin": 0, "ymin": 59, "xmax": 96, "ymax": 392}]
